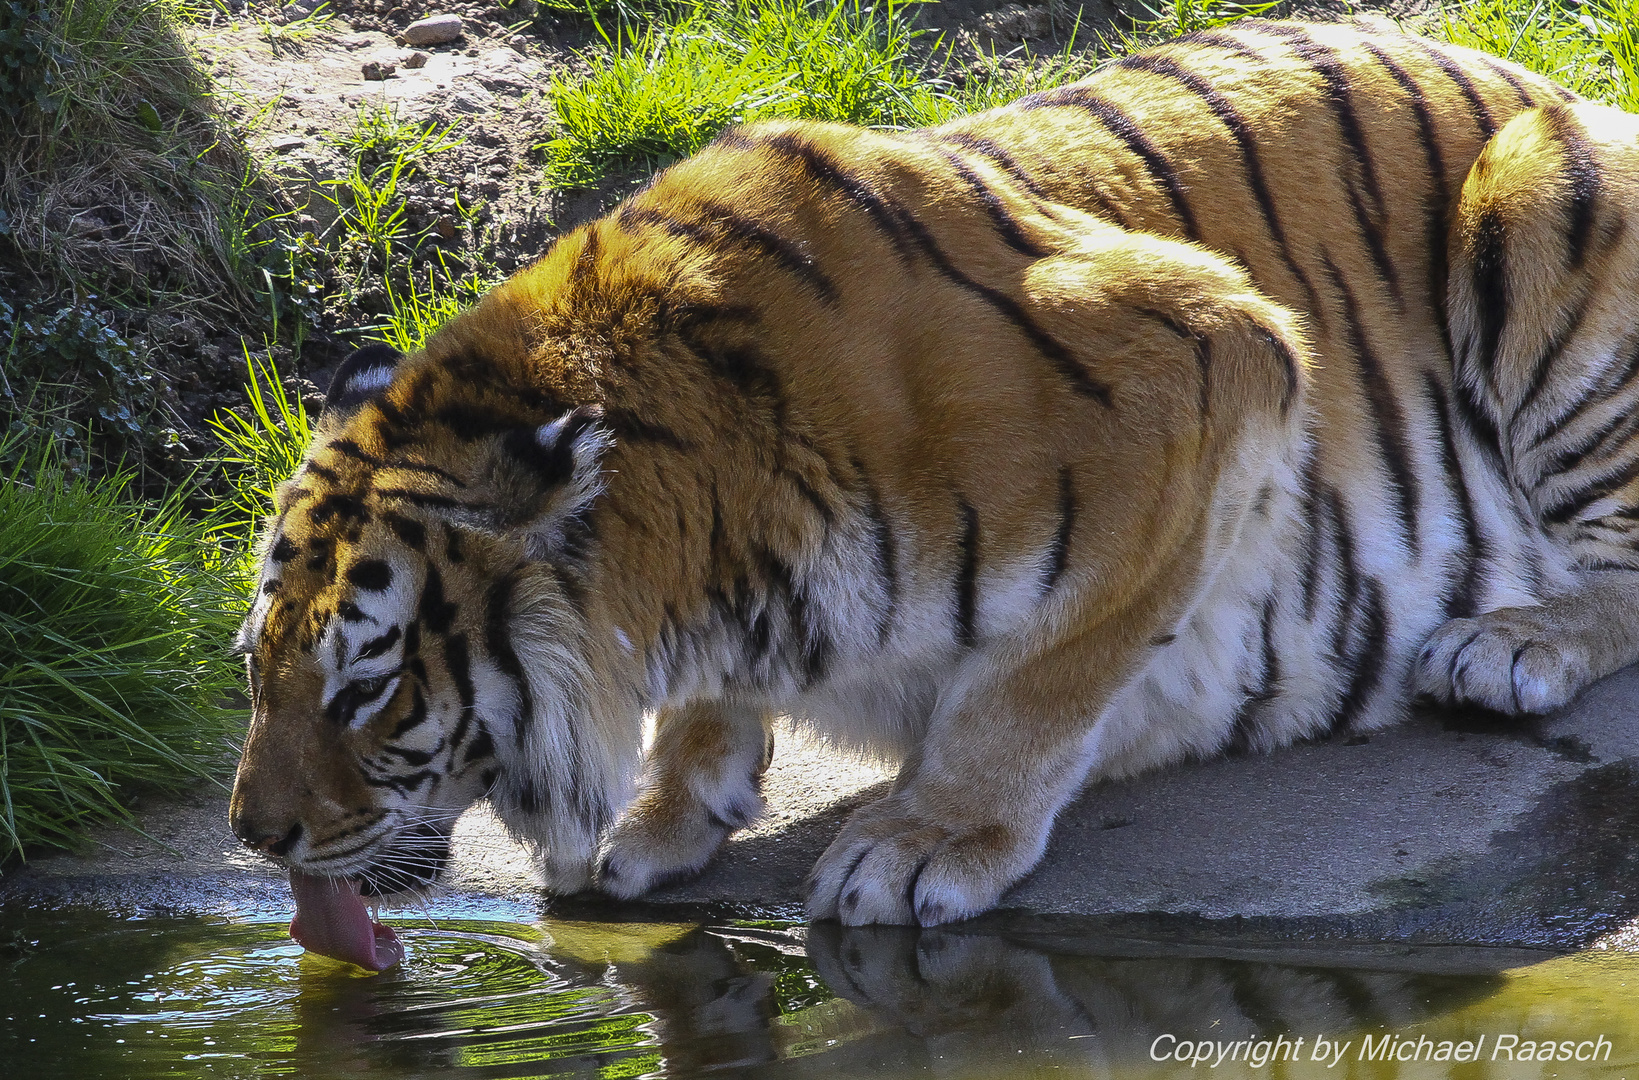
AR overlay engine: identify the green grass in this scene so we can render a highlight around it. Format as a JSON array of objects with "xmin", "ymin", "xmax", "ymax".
[
  {"xmin": 206, "ymin": 348, "xmax": 314, "ymax": 562},
  {"xmin": 0, "ymin": 438, "xmax": 243, "ymax": 858},
  {"xmin": 1434, "ymin": 0, "xmax": 1639, "ymax": 110},
  {"xmin": 541, "ymin": 0, "xmax": 1094, "ymax": 187}
]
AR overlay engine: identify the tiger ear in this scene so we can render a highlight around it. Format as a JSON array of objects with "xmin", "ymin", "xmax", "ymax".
[
  {"xmin": 322, "ymin": 343, "xmax": 404, "ymax": 422},
  {"xmin": 480, "ymin": 404, "xmax": 615, "ymax": 558}
]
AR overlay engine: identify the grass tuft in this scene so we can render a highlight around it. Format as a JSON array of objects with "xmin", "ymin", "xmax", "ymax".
[
  {"xmin": 206, "ymin": 347, "xmax": 314, "ymax": 562},
  {"xmin": 1435, "ymin": 0, "xmax": 1639, "ymax": 110},
  {"xmin": 0, "ymin": 435, "xmax": 243, "ymax": 859},
  {"xmin": 541, "ymin": 0, "xmax": 951, "ymax": 187}
]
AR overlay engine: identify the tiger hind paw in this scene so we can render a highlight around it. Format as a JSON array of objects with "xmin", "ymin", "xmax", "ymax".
[{"xmin": 1414, "ymin": 608, "xmax": 1592, "ymax": 716}]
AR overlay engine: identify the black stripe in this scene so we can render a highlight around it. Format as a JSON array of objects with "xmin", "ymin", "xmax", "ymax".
[
  {"xmin": 446, "ymin": 632, "xmax": 474, "ymax": 719},
  {"xmin": 604, "ymin": 407, "xmax": 692, "ymax": 450},
  {"xmin": 1250, "ymin": 24, "xmax": 1385, "ymax": 220},
  {"xmin": 1138, "ymin": 304, "xmax": 1210, "ymax": 417},
  {"xmin": 1514, "ymin": 289, "xmax": 1593, "ymax": 422},
  {"xmin": 1474, "ymin": 53, "xmax": 1538, "ymax": 107},
  {"xmin": 1229, "ymin": 595, "xmax": 1281, "ymax": 752},
  {"xmin": 485, "ymin": 572, "xmax": 536, "ymax": 744},
  {"xmin": 619, "ymin": 203, "xmax": 839, "ymax": 304},
  {"xmin": 935, "ymin": 149, "xmax": 1050, "ymax": 257},
  {"xmin": 932, "ymin": 132, "xmax": 1054, "ymax": 202},
  {"xmin": 1468, "ymin": 209, "xmax": 1509, "ymax": 390},
  {"xmin": 1346, "ymin": 180, "xmax": 1402, "ymax": 308},
  {"xmin": 1533, "ymin": 336, "xmax": 1639, "ymax": 467},
  {"xmin": 854, "ymin": 457, "xmax": 899, "ymax": 645},
  {"xmin": 1404, "ymin": 35, "xmax": 1496, "ymax": 138},
  {"xmin": 955, "ymin": 497, "xmax": 980, "ymax": 648},
  {"xmin": 1542, "ymin": 105, "xmax": 1600, "ymax": 271},
  {"xmin": 1544, "ymin": 449, "xmax": 1639, "ymax": 525},
  {"xmin": 376, "ymin": 488, "xmax": 489, "ymax": 514},
  {"xmin": 1330, "ymin": 577, "xmax": 1388, "ymax": 733},
  {"xmin": 355, "ymin": 625, "xmax": 401, "ymax": 662},
  {"xmin": 383, "ymin": 512, "xmax": 427, "ymax": 551},
  {"xmin": 718, "ymin": 129, "xmax": 917, "ymax": 262},
  {"xmin": 390, "ymin": 685, "xmax": 428, "ymax": 739},
  {"xmin": 306, "ymin": 462, "xmax": 340, "ymax": 483},
  {"xmin": 1324, "ymin": 256, "xmax": 1421, "ymax": 556},
  {"xmin": 1171, "ymin": 27, "xmax": 1269, "ymax": 62},
  {"xmin": 382, "ymin": 744, "xmax": 435, "ymax": 767},
  {"xmin": 1325, "ymin": 488, "xmax": 1363, "ymax": 661},
  {"xmin": 1424, "ymin": 374, "xmax": 1487, "ymax": 619},
  {"xmin": 1299, "ymin": 446, "xmax": 1326, "ymax": 621},
  {"xmin": 1363, "ymin": 40, "xmax": 1454, "ymax": 369},
  {"xmin": 418, "ymin": 564, "xmax": 457, "ymax": 634},
  {"xmin": 1113, "ymin": 53, "xmax": 1325, "ymax": 322},
  {"xmin": 1044, "ymin": 466, "xmax": 1076, "ymax": 592},
  {"xmin": 330, "ymin": 439, "xmax": 469, "ymax": 485},
  {"xmin": 1019, "ymin": 86, "xmax": 1201, "ymax": 242},
  {"xmin": 750, "ymin": 130, "xmax": 1113, "ymax": 407},
  {"xmin": 571, "ymin": 225, "xmax": 601, "ymax": 289},
  {"xmin": 270, "ymin": 535, "xmax": 298, "ymax": 563},
  {"xmin": 461, "ymin": 723, "xmax": 496, "ymax": 767}
]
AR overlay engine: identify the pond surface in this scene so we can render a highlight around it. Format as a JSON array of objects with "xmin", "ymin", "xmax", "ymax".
[{"xmin": 3, "ymin": 906, "xmax": 1637, "ymax": 1079}]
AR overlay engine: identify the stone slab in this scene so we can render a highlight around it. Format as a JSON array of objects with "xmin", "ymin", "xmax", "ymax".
[{"xmin": 6, "ymin": 667, "xmax": 1639, "ymax": 953}]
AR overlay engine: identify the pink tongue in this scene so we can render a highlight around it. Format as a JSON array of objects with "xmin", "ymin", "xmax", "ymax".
[{"xmin": 288, "ymin": 871, "xmax": 405, "ymax": 971}]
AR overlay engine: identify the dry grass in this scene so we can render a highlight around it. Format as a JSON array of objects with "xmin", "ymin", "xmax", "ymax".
[{"xmin": 0, "ymin": 0, "xmax": 288, "ymax": 319}]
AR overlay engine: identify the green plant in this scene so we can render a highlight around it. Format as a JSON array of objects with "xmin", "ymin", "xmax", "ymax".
[
  {"xmin": 1128, "ymin": 0, "xmax": 1283, "ymax": 38},
  {"xmin": 0, "ymin": 0, "xmax": 65, "ymax": 119},
  {"xmin": 258, "ymin": 0, "xmax": 335, "ymax": 53},
  {"xmin": 324, "ymin": 99, "xmax": 463, "ymax": 173},
  {"xmin": 0, "ymin": 295, "xmax": 187, "ymax": 481},
  {"xmin": 0, "ymin": 433, "xmax": 243, "ymax": 858},
  {"xmin": 541, "ymin": 0, "xmax": 945, "ymax": 188},
  {"xmin": 375, "ymin": 262, "xmax": 496, "ymax": 354},
  {"xmin": 206, "ymin": 347, "xmax": 313, "ymax": 559},
  {"xmin": 1435, "ymin": 0, "xmax": 1639, "ymax": 109}
]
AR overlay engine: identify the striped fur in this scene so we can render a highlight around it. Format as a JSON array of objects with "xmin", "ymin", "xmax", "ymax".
[{"xmin": 230, "ymin": 19, "xmax": 1639, "ymax": 924}]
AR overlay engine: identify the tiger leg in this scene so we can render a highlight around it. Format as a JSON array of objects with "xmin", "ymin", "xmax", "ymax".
[
  {"xmin": 1418, "ymin": 100, "xmax": 1639, "ymax": 714},
  {"xmin": 807, "ymin": 240, "xmax": 1307, "ymax": 926},
  {"xmin": 597, "ymin": 701, "xmax": 773, "ymax": 898},
  {"xmin": 806, "ymin": 609, "xmax": 1180, "ymax": 927}
]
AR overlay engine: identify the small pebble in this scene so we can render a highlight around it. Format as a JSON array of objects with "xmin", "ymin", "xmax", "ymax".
[
  {"xmin": 362, "ymin": 59, "xmax": 397, "ymax": 80},
  {"xmin": 402, "ymin": 50, "xmax": 429, "ymax": 69},
  {"xmin": 401, "ymin": 13, "xmax": 463, "ymax": 47}
]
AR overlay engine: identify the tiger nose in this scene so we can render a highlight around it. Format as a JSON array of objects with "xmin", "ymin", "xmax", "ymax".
[{"xmin": 232, "ymin": 816, "xmax": 303, "ymax": 857}]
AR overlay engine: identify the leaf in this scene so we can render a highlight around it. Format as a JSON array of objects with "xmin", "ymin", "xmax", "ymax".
[{"xmin": 135, "ymin": 100, "xmax": 161, "ymax": 132}]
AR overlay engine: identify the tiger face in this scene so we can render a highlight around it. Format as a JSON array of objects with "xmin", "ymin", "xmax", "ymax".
[{"xmin": 230, "ymin": 343, "xmax": 637, "ymax": 899}]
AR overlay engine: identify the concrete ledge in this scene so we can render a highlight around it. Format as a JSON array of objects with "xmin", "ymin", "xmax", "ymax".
[{"xmin": 7, "ymin": 666, "xmax": 1639, "ymax": 953}]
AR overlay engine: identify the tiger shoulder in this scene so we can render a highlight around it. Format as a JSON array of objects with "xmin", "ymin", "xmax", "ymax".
[{"xmin": 228, "ymin": 19, "xmax": 1639, "ymax": 941}]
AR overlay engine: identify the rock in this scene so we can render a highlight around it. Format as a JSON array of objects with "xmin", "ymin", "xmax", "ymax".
[
  {"xmin": 447, "ymin": 85, "xmax": 497, "ymax": 114},
  {"xmin": 267, "ymin": 134, "xmax": 306, "ymax": 153},
  {"xmin": 281, "ymin": 0, "xmax": 323, "ymax": 20},
  {"xmin": 402, "ymin": 50, "xmax": 430, "ymax": 69},
  {"xmin": 401, "ymin": 13, "xmax": 463, "ymax": 46},
  {"xmin": 362, "ymin": 59, "xmax": 397, "ymax": 80}
]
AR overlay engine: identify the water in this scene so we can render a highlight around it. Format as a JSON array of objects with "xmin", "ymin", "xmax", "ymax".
[{"xmin": 3, "ymin": 906, "xmax": 1637, "ymax": 1079}]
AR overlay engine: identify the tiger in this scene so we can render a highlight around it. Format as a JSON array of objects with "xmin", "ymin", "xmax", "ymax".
[{"xmin": 230, "ymin": 17, "xmax": 1639, "ymax": 955}]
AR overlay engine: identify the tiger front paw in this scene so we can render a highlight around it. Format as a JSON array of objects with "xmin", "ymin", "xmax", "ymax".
[
  {"xmin": 806, "ymin": 793, "xmax": 1045, "ymax": 927},
  {"xmin": 596, "ymin": 780, "xmax": 764, "ymax": 899},
  {"xmin": 1415, "ymin": 608, "xmax": 1591, "ymax": 715}
]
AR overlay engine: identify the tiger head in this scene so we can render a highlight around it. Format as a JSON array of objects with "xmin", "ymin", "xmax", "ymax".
[{"xmin": 228, "ymin": 326, "xmax": 643, "ymax": 899}]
